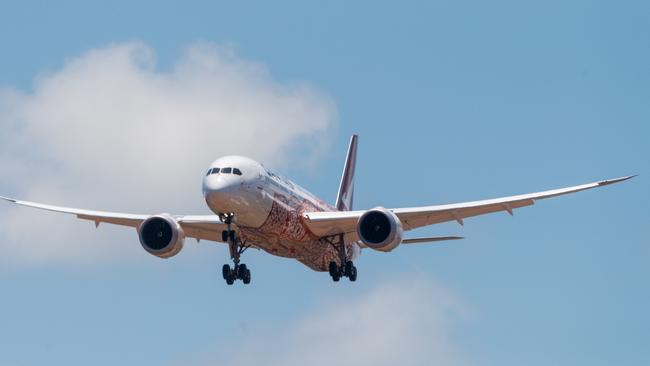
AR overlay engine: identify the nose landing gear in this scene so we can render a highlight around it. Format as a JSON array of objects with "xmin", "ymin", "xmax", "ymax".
[{"xmin": 220, "ymin": 213, "xmax": 251, "ymax": 285}]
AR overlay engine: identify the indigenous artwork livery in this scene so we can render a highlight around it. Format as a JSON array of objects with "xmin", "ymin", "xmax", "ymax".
[{"xmin": 0, "ymin": 135, "xmax": 633, "ymax": 285}]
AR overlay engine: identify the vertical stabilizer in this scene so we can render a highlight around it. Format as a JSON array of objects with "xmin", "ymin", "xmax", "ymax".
[{"xmin": 335, "ymin": 135, "xmax": 358, "ymax": 211}]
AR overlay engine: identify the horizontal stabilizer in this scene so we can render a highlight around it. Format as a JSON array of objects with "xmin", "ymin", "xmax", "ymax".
[{"xmin": 402, "ymin": 236, "xmax": 464, "ymax": 244}]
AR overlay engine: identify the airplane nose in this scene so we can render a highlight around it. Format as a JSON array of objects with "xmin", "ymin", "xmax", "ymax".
[
  {"xmin": 204, "ymin": 175, "xmax": 236, "ymax": 192},
  {"xmin": 203, "ymin": 175, "xmax": 242, "ymax": 211}
]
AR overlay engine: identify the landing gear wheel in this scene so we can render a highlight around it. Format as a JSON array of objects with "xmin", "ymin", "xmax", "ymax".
[
  {"xmin": 328, "ymin": 261, "xmax": 338, "ymax": 277},
  {"xmin": 237, "ymin": 263, "xmax": 248, "ymax": 280},
  {"xmin": 328, "ymin": 261, "xmax": 343, "ymax": 282},
  {"xmin": 344, "ymin": 261, "xmax": 354, "ymax": 277},
  {"xmin": 222, "ymin": 230, "xmax": 237, "ymax": 243},
  {"xmin": 242, "ymin": 269, "xmax": 251, "ymax": 284},
  {"xmin": 222, "ymin": 264, "xmax": 235, "ymax": 285},
  {"xmin": 349, "ymin": 265, "xmax": 357, "ymax": 282}
]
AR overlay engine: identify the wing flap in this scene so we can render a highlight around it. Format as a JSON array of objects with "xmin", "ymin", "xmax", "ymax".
[
  {"xmin": 398, "ymin": 198, "xmax": 535, "ymax": 230},
  {"xmin": 77, "ymin": 214, "xmax": 143, "ymax": 228},
  {"xmin": 177, "ymin": 216, "xmax": 229, "ymax": 242}
]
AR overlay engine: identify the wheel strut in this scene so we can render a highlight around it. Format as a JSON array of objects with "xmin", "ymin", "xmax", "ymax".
[{"xmin": 220, "ymin": 213, "xmax": 251, "ymax": 285}]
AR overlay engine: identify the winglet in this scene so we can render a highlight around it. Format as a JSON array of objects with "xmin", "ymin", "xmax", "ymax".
[
  {"xmin": 597, "ymin": 175, "xmax": 636, "ymax": 187},
  {"xmin": 335, "ymin": 135, "xmax": 358, "ymax": 211}
]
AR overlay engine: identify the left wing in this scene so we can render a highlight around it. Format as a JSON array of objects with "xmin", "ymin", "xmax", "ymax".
[
  {"xmin": 0, "ymin": 196, "xmax": 229, "ymax": 242},
  {"xmin": 303, "ymin": 176, "xmax": 634, "ymax": 237}
]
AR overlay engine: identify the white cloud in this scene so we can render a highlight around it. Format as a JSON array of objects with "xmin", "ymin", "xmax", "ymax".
[
  {"xmin": 0, "ymin": 41, "xmax": 337, "ymax": 267},
  {"xmin": 186, "ymin": 277, "xmax": 472, "ymax": 366}
]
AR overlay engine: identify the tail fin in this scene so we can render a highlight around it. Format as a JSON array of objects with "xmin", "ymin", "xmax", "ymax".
[{"xmin": 335, "ymin": 134, "xmax": 358, "ymax": 211}]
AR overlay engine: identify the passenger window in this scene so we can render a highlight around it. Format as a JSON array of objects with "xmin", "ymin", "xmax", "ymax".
[
  {"xmin": 211, "ymin": 168, "xmax": 220, "ymax": 174},
  {"xmin": 233, "ymin": 168, "xmax": 242, "ymax": 176},
  {"xmin": 222, "ymin": 167, "xmax": 232, "ymax": 174}
]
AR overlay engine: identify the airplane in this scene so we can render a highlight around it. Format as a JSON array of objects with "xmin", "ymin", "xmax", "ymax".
[{"xmin": 0, "ymin": 135, "xmax": 634, "ymax": 285}]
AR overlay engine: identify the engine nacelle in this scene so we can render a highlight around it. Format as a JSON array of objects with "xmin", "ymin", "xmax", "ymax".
[
  {"xmin": 356, "ymin": 207, "xmax": 403, "ymax": 252},
  {"xmin": 137, "ymin": 214, "xmax": 185, "ymax": 258}
]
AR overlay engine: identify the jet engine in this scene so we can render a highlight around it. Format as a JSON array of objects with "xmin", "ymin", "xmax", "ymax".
[
  {"xmin": 137, "ymin": 214, "xmax": 185, "ymax": 258},
  {"xmin": 356, "ymin": 207, "xmax": 403, "ymax": 252}
]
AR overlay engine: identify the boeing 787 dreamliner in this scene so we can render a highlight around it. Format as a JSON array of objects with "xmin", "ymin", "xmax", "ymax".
[{"xmin": 0, "ymin": 135, "xmax": 633, "ymax": 285}]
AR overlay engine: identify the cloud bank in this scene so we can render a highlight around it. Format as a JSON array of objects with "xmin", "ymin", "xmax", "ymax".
[
  {"xmin": 186, "ymin": 278, "xmax": 471, "ymax": 366},
  {"xmin": 0, "ymin": 42, "xmax": 337, "ymax": 267}
]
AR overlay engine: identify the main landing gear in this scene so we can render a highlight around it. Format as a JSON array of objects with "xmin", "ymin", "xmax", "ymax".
[
  {"xmin": 220, "ymin": 213, "xmax": 251, "ymax": 285},
  {"xmin": 326, "ymin": 233, "xmax": 357, "ymax": 282}
]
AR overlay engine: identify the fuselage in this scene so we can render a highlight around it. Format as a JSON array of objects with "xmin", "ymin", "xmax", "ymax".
[{"xmin": 202, "ymin": 155, "xmax": 359, "ymax": 271}]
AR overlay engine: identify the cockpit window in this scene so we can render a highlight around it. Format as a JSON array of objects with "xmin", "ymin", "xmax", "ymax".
[
  {"xmin": 210, "ymin": 167, "xmax": 240, "ymax": 175},
  {"xmin": 206, "ymin": 169, "xmax": 212, "ymax": 176}
]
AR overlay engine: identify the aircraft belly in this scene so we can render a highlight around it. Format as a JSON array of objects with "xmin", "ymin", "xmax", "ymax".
[
  {"xmin": 237, "ymin": 192, "xmax": 353, "ymax": 271},
  {"xmin": 238, "ymin": 229, "xmax": 357, "ymax": 272}
]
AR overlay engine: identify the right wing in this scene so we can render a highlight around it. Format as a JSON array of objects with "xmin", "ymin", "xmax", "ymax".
[
  {"xmin": 0, "ymin": 196, "xmax": 229, "ymax": 242},
  {"xmin": 303, "ymin": 176, "xmax": 635, "ymax": 237},
  {"xmin": 392, "ymin": 175, "xmax": 635, "ymax": 230}
]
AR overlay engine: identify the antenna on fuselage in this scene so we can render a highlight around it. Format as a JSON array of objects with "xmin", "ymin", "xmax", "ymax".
[{"xmin": 335, "ymin": 134, "xmax": 358, "ymax": 211}]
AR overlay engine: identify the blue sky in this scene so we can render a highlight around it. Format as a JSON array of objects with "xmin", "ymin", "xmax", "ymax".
[{"xmin": 0, "ymin": 1, "xmax": 648, "ymax": 365}]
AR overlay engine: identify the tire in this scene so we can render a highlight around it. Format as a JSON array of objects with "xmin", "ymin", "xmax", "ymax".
[
  {"xmin": 243, "ymin": 269, "xmax": 251, "ymax": 284},
  {"xmin": 238, "ymin": 264, "xmax": 248, "ymax": 280},
  {"xmin": 328, "ymin": 261, "xmax": 338, "ymax": 277},
  {"xmin": 222, "ymin": 264, "xmax": 231, "ymax": 280},
  {"xmin": 349, "ymin": 266, "xmax": 357, "ymax": 282},
  {"xmin": 229, "ymin": 230, "xmax": 237, "ymax": 243},
  {"xmin": 225, "ymin": 275, "xmax": 235, "ymax": 285},
  {"xmin": 222, "ymin": 230, "xmax": 229, "ymax": 242},
  {"xmin": 344, "ymin": 261, "xmax": 354, "ymax": 277}
]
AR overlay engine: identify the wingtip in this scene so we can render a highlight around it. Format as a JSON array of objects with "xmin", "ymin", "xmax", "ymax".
[
  {"xmin": 598, "ymin": 175, "xmax": 637, "ymax": 186},
  {"xmin": 0, "ymin": 195, "xmax": 17, "ymax": 203}
]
